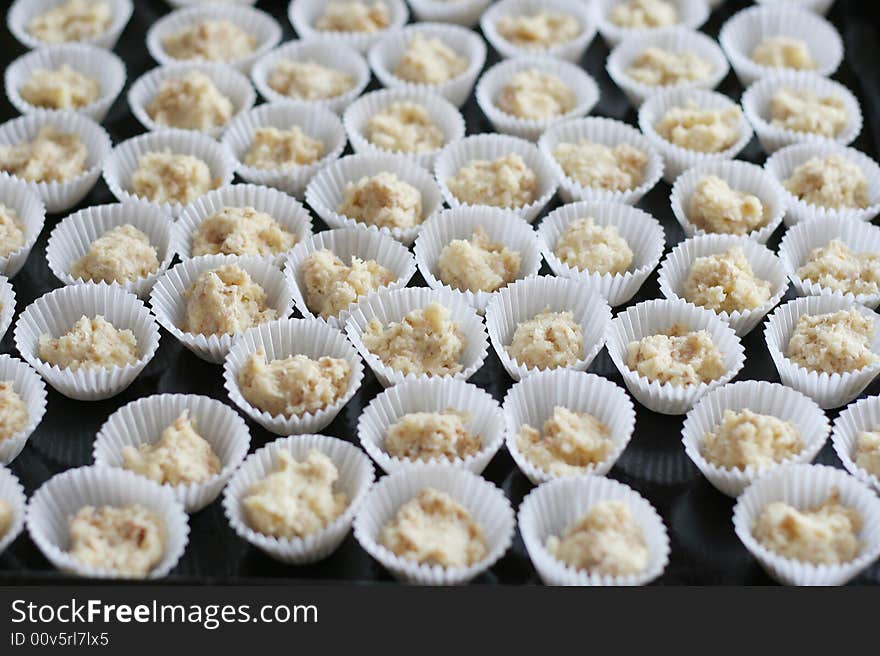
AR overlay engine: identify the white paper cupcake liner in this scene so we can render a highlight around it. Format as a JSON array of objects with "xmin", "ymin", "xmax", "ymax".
[
  {"xmin": 166, "ymin": 0, "xmax": 258, "ymax": 6},
  {"xmin": 718, "ymin": 5, "xmax": 843, "ymax": 87},
  {"xmin": 14, "ymin": 285, "xmax": 161, "ymax": 401},
  {"xmin": 222, "ymin": 317, "xmax": 365, "ymax": 435},
  {"xmin": 502, "ymin": 369, "xmax": 635, "ymax": 484},
  {"xmin": 172, "ymin": 183, "xmax": 313, "ymax": 264},
  {"xmin": 26, "ymin": 465, "xmax": 189, "ymax": 579},
  {"xmin": 0, "ymin": 466, "xmax": 26, "ymax": 555},
  {"xmin": 778, "ymin": 217, "xmax": 880, "ymax": 310},
  {"xmin": 352, "ymin": 465, "xmax": 514, "ymax": 584},
  {"xmin": 608, "ymin": 26, "xmax": 729, "ymax": 109},
  {"xmin": 0, "ymin": 355, "xmax": 48, "ymax": 466},
  {"xmin": 537, "ymin": 117, "xmax": 665, "ymax": 205},
  {"xmin": 657, "ymin": 233, "xmax": 789, "ymax": 336},
  {"xmin": 127, "ymin": 61, "xmax": 256, "ymax": 139},
  {"xmin": 102, "ymin": 128, "xmax": 236, "ymax": 218},
  {"xmin": 831, "ymin": 395, "xmax": 880, "ymax": 494},
  {"xmin": 305, "ymin": 152, "xmax": 444, "ymax": 245},
  {"xmin": 484, "ymin": 275, "xmax": 612, "ymax": 381},
  {"xmin": 45, "ymin": 201, "xmax": 176, "ymax": 299},
  {"xmin": 732, "ymin": 463, "xmax": 880, "ymax": 585},
  {"xmin": 408, "ymin": 0, "xmax": 491, "ymax": 26},
  {"xmin": 741, "ymin": 71, "xmax": 862, "ymax": 154},
  {"xmin": 283, "ymin": 227, "xmax": 417, "ymax": 329},
  {"xmin": 223, "ymin": 434, "xmax": 374, "ymax": 564},
  {"xmin": 0, "ymin": 177, "xmax": 45, "ymax": 278},
  {"xmin": 475, "ymin": 56, "xmax": 600, "ymax": 141},
  {"xmin": 0, "ymin": 110, "xmax": 111, "ymax": 213},
  {"xmin": 413, "ymin": 206, "xmax": 543, "ymax": 313},
  {"xmin": 537, "ymin": 201, "xmax": 666, "ymax": 307},
  {"xmin": 358, "ymin": 377, "xmax": 504, "ymax": 474},
  {"xmin": 344, "ymin": 286, "xmax": 489, "ymax": 387},
  {"xmin": 7, "ymin": 0, "xmax": 133, "ymax": 50},
  {"xmin": 480, "ymin": 0, "xmax": 597, "ymax": 63},
  {"xmin": 763, "ymin": 296, "xmax": 880, "ymax": 409},
  {"xmin": 638, "ymin": 87, "xmax": 753, "ymax": 182},
  {"xmin": 669, "ymin": 159, "xmax": 787, "ymax": 243},
  {"xmin": 682, "ymin": 380, "xmax": 829, "ymax": 497},
  {"xmin": 149, "ymin": 254, "xmax": 294, "ymax": 364},
  {"xmin": 250, "ymin": 40, "xmax": 371, "ymax": 115},
  {"xmin": 434, "ymin": 133, "xmax": 558, "ymax": 223},
  {"xmin": 5, "ymin": 43, "xmax": 126, "ymax": 122},
  {"xmin": 343, "ymin": 87, "xmax": 465, "ymax": 169},
  {"xmin": 518, "ymin": 475, "xmax": 669, "ymax": 585},
  {"xmin": 146, "ymin": 4, "xmax": 282, "ymax": 73},
  {"xmin": 764, "ymin": 142, "xmax": 880, "ymax": 226},
  {"xmin": 606, "ymin": 298, "xmax": 746, "ymax": 415},
  {"xmin": 756, "ymin": 0, "xmax": 835, "ymax": 15},
  {"xmin": 221, "ymin": 102, "xmax": 347, "ymax": 199},
  {"xmin": 368, "ymin": 22, "xmax": 487, "ymax": 108},
  {"xmin": 0, "ymin": 278, "xmax": 14, "ymax": 344},
  {"xmin": 595, "ymin": 0, "xmax": 710, "ymax": 48},
  {"xmin": 289, "ymin": 0, "xmax": 409, "ymax": 54}
]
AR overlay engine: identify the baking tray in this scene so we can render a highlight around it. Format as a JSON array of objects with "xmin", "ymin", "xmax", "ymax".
[{"xmin": 1, "ymin": 0, "xmax": 878, "ymax": 585}]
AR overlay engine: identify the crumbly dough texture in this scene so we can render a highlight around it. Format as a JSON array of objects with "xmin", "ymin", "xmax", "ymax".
[
  {"xmin": 338, "ymin": 172, "xmax": 423, "ymax": 230},
  {"xmin": 316, "ymin": 1, "xmax": 390, "ymax": 33},
  {"xmin": 237, "ymin": 347, "xmax": 352, "ymax": 418},
  {"xmin": 506, "ymin": 308, "xmax": 584, "ymax": 371},
  {"xmin": 552, "ymin": 140, "xmax": 647, "ymax": 192},
  {"xmin": 38, "ymin": 315, "xmax": 139, "ymax": 371},
  {"xmin": 27, "ymin": 0, "xmax": 112, "ymax": 44},
  {"xmin": 702, "ymin": 408, "xmax": 803, "ymax": 471},
  {"xmin": 554, "ymin": 217, "xmax": 633, "ymax": 275},
  {"xmin": 70, "ymin": 224, "xmax": 160, "ymax": 285},
  {"xmin": 146, "ymin": 71, "xmax": 234, "ymax": 132},
  {"xmin": 751, "ymin": 36, "xmax": 816, "ymax": 70},
  {"xmin": 301, "ymin": 248, "xmax": 396, "ymax": 319},
  {"xmin": 446, "ymin": 154, "xmax": 538, "ymax": 209},
  {"xmin": 437, "ymin": 227, "xmax": 521, "ymax": 293},
  {"xmin": 20, "ymin": 64, "xmax": 100, "ymax": 110},
  {"xmin": 191, "ymin": 206, "xmax": 297, "ymax": 258},
  {"xmin": 0, "ymin": 204, "xmax": 26, "ymax": 259},
  {"xmin": 626, "ymin": 47, "xmax": 713, "ymax": 87},
  {"xmin": 393, "ymin": 34, "xmax": 468, "ymax": 86},
  {"xmin": 130, "ymin": 150, "xmax": 218, "ymax": 206},
  {"xmin": 182, "ymin": 264, "xmax": 277, "ymax": 337},
  {"xmin": 785, "ymin": 307, "xmax": 879, "ymax": 375},
  {"xmin": 384, "ymin": 410, "xmax": 481, "ymax": 462},
  {"xmin": 0, "ymin": 126, "xmax": 87, "ymax": 183},
  {"xmin": 243, "ymin": 126, "xmax": 324, "ymax": 170},
  {"xmin": 682, "ymin": 246, "xmax": 773, "ymax": 314},
  {"xmin": 496, "ymin": 69, "xmax": 577, "ymax": 121},
  {"xmin": 161, "ymin": 20, "xmax": 256, "ymax": 62},
  {"xmin": 625, "ymin": 322, "xmax": 726, "ymax": 387},
  {"xmin": 610, "ymin": 0, "xmax": 677, "ymax": 29},
  {"xmin": 516, "ymin": 406, "xmax": 613, "ymax": 476},
  {"xmin": 268, "ymin": 59, "xmax": 354, "ymax": 101},
  {"xmin": 242, "ymin": 450, "xmax": 348, "ymax": 539},
  {"xmin": 784, "ymin": 154, "xmax": 869, "ymax": 210},
  {"xmin": 770, "ymin": 88, "xmax": 847, "ymax": 138},
  {"xmin": 495, "ymin": 11, "xmax": 581, "ymax": 49},
  {"xmin": 366, "ymin": 102, "xmax": 444, "ymax": 154},
  {"xmin": 655, "ymin": 102, "xmax": 742, "ymax": 153},
  {"xmin": 0, "ymin": 381, "xmax": 28, "ymax": 442},
  {"xmin": 0, "ymin": 499, "xmax": 11, "ymax": 539},
  {"xmin": 379, "ymin": 487, "xmax": 487, "ymax": 568},
  {"xmin": 855, "ymin": 427, "xmax": 880, "ymax": 479},
  {"xmin": 797, "ymin": 239, "xmax": 880, "ymax": 297},
  {"xmin": 546, "ymin": 500, "xmax": 649, "ymax": 576},
  {"xmin": 687, "ymin": 175, "xmax": 767, "ymax": 235}
]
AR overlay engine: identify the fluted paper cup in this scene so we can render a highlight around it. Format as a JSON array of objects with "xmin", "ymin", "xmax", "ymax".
[
  {"xmin": 26, "ymin": 466, "xmax": 189, "ymax": 579},
  {"xmin": 5, "ymin": 43, "xmax": 126, "ymax": 122},
  {"xmin": 0, "ymin": 467, "xmax": 26, "ymax": 555},
  {"xmin": 0, "ymin": 177, "xmax": 45, "ymax": 278},
  {"xmin": 222, "ymin": 317, "xmax": 365, "ymax": 435},
  {"xmin": 606, "ymin": 298, "xmax": 746, "ymax": 414},
  {"xmin": 831, "ymin": 395, "xmax": 880, "ymax": 494},
  {"xmin": 484, "ymin": 275, "xmax": 612, "ymax": 381},
  {"xmin": 732, "ymin": 463, "xmax": 880, "ymax": 585},
  {"xmin": 0, "ymin": 279, "xmax": 14, "ymax": 344},
  {"xmin": 763, "ymin": 296, "xmax": 880, "ymax": 409},
  {"xmin": 595, "ymin": 0, "xmax": 710, "ymax": 48},
  {"xmin": 8, "ymin": 0, "xmax": 133, "ymax": 50},
  {"xmin": 408, "ymin": 0, "xmax": 491, "ymax": 26},
  {"xmin": 223, "ymin": 434, "xmax": 374, "ymax": 564},
  {"xmin": 149, "ymin": 254, "xmax": 294, "ymax": 364},
  {"xmin": 289, "ymin": 0, "xmax": 409, "ymax": 54},
  {"xmin": 46, "ymin": 202, "xmax": 175, "ymax": 299},
  {"xmin": 167, "ymin": 0, "xmax": 258, "ymax": 6},
  {"xmin": 0, "ymin": 356, "xmax": 47, "ymax": 466},
  {"xmin": 14, "ymin": 285, "xmax": 161, "ymax": 401},
  {"xmin": 93, "ymin": 394, "xmax": 251, "ymax": 512},
  {"xmin": 537, "ymin": 201, "xmax": 665, "ymax": 306},
  {"xmin": 353, "ymin": 465, "xmax": 514, "ymax": 584},
  {"xmin": 756, "ymin": 0, "xmax": 835, "ymax": 15}
]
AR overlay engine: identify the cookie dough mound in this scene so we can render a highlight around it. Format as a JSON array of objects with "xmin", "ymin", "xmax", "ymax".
[
  {"xmin": 554, "ymin": 217, "xmax": 633, "ymax": 275},
  {"xmin": 552, "ymin": 140, "xmax": 647, "ymax": 192},
  {"xmin": 687, "ymin": 175, "xmax": 766, "ymax": 235},
  {"xmin": 516, "ymin": 406, "xmax": 613, "ymax": 476},
  {"xmin": 20, "ymin": 65, "xmax": 100, "ymax": 110},
  {"xmin": 384, "ymin": 410, "xmax": 481, "ymax": 462},
  {"xmin": 626, "ymin": 48, "xmax": 713, "ymax": 86},
  {"xmin": 496, "ymin": 11, "xmax": 581, "ymax": 49},
  {"xmin": 338, "ymin": 172, "xmax": 423, "ymax": 230},
  {"xmin": 301, "ymin": 249, "xmax": 396, "ymax": 319},
  {"xmin": 130, "ymin": 150, "xmax": 218, "ymax": 206},
  {"xmin": 506, "ymin": 308, "xmax": 584, "ymax": 371},
  {"xmin": 393, "ymin": 34, "xmax": 468, "ymax": 85},
  {"xmin": 797, "ymin": 239, "xmax": 880, "ymax": 297},
  {"xmin": 243, "ymin": 126, "xmax": 324, "ymax": 170},
  {"xmin": 702, "ymin": 409, "xmax": 803, "ymax": 470},
  {"xmin": 0, "ymin": 381, "xmax": 28, "ymax": 442},
  {"xmin": 27, "ymin": 0, "xmax": 112, "ymax": 44},
  {"xmin": 38, "ymin": 315, "xmax": 139, "ymax": 371},
  {"xmin": 682, "ymin": 246, "xmax": 773, "ymax": 314},
  {"xmin": 770, "ymin": 88, "xmax": 847, "ymax": 138},
  {"xmin": 161, "ymin": 20, "xmax": 256, "ymax": 62},
  {"xmin": 0, "ymin": 126, "xmax": 87, "ymax": 183},
  {"xmin": 625, "ymin": 323, "xmax": 726, "ymax": 386},
  {"xmin": 784, "ymin": 154, "xmax": 869, "ymax": 210},
  {"xmin": 182, "ymin": 264, "xmax": 277, "ymax": 337},
  {"xmin": 191, "ymin": 206, "xmax": 297, "ymax": 258},
  {"xmin": 366, "ymin": 102, "xmax": 444, "ymax": 154},
  {"xmin": 0, "ymin": 204, "xmax": 26, "ymax": 258},
  {"xmin": 70, "ymin": 224, "xmax": 160, "ymax": 284},
  {"xmin": 751, "ymin": 36, "xmax": 816, "ymax": 71},
  {"xmin": 655, "ymin": 102, "xmax": 742, "ymax": 153},
  {"xmin": 268, "ymin": 60, "xmax": 354, "ymax": 101},
  {"xmin": 316, "ymin": 1, "xmax": 390, "ymax": 33},
  {"xmin": 146, "ymin": 71, "xmax": 234, "ymax": 132},
  {"xmin": 785, "ymin": 307, "xmax": 878, "ymax": 375},
  {"xmin": 437, "ymin": 227, "xmax": 521, "ymax": 293},
  {"xmin": 496, "ymin": 69, "xmax": 576, "ymax": 121},
  {"xmin": 446, "ymin": 154, "xmax": 537, "ymax": 209}
]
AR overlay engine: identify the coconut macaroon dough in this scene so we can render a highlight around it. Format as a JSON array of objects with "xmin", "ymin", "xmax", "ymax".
[
  {"xmin": 446, "ymin": 154, "xmax": 538, "ymax": 209},
  {"xmin": 681, "ymin": 246, "xmax": 773, "ymax": 314},
  {"xmin": 191, "ymin": 206, "xmax": 298, "ymax": 258},
  {"xmin": 130, "ymin": 150, "xmax": 219, "ymax": 206},
  {"xmin": 655, "ymin": 102, "xmax": 743, "ymax": 153},
  {"xmin": 145, "ymin": 71, "xmax": 234, "ymax": 133},
  {"xmin": 315, "ymin": 1, "xmax": 390, "ymax": 33},
  {"xmin": 338, "ymin": 172, "xmax": 423, "ymax": 230},
  {"xmin": 610, "ymin": 0, "xmax": 677, "ymax": 29},
  {"xmin": 0, "ymin": 381, "xmax": 28, "ymax": 442},
  {"xmin": 161, "ymin": 20, "xmax": 256, "ymax": 63},
  {"xmin": 70, "ymin": 224, "xmax": 160, "ymax": 285},
  {"xmin": 0, "ymin": 126, "xmax": 87, "ymax": 183},
  {"xmin": 687, "ymin": 175, "xmax": 767, "ymax": 236},
  {"xmin": 783, "ymin": 154, "xmax": 869, "ymax": 210},
  {"xmin": 237, "ymin": 347, "xmax": 352, "ymax": 418},
  {"xmin": 855, "ymin": 427, "xmax": 880, "ymax": 478},
  {"xmin": 626, "ymin": 48, "xmax": 714, "ymax": 87},
  {"xmin": 242, "ymin": 449, "xmax": 348, "ymax": 539},
  {"xmin": 506, "ymin": 308, "xmax": 585, "ymax": 371},
  {"xmin": 362, "ymin": 301, "xmax": 466, "ymax": 377},
  {"xmin": 27, "ymin": 0, "xmax": 112, "ymax": 44},
  {"xmin": 769, "ymin": 88, "xmax": 848, "ymax": 138},
  {"xmin": 495, "ymin": 11, "xmax": 582, "ymax": 49},
  {"xmin": 300, "ymin": 249, "xmax": 396, "ymax": 320},
  {"xmin": 366, "ymin": 102, "xmax": 445, "ymax": 154},
  {"xmin": 545, "ymin": 500, "xmax": 649, "ymax": 576},
  {"xmin": 785, "ymin": 307, "xmax": 879, "ymax": 375},
  {"xmin": 751, "ymin": 36, "xmax": 817, "ymax": 71},
  {"xmin": 0, "ymin": 499, "xmax": 12, "ymax": 539},
  {"xmin": 121, "ymin": 411, "xmax": 222, "ymax": 487},
  {"xmin": 384, "ymin": 410, "xmax": 482, "ymax": 462},
  {"xmin": 516, "ymin": 406, "xmax": 613, "ymax": 476},
  {"xmin": 552, "ymin": 140, "xmax": 648, "ymax": 192},
  {"xmin": 797, "ymin": 239, "xmax": 880, "ymax": 298},
  {"xmin": 68, "ymin": 504, "xmax": 165, "ymax": 578},
  {"xmin": 243, "ymin": 126, "xmax": 325, "ymax": 170},
  {"xmin": 437, "ymin": 227, "xmax": 521, "ymax": 294},
  {"xmin": 702, "ymin": 409, "xmax": 803, "ymax": 471},
  {"xmin": 38, "ymin": 315, "xmax": 139, "ymax": 371},
  {"xmin": 554, "ymin": 218, "xmax": 634, "ymax": 275},
  {"xmin": 19, "ymin": 65, "xmax": 100, "ymax": 110},
  {"xmin": 625, "ymin": 323, "xmax": 726, "ymax": 386},
  {"xmin": 495, "ymin": 69, "xmax": 577, "ymax": 121},
  {"xmin": 379, "ymin": 487, "xmax": 488, "ymax": 568},
  {"xmin": 267, "ymin": 60, "xmax": 355, "ymax": 102},
  {"xmin": 182, "ymin": 264, "xmax": 277, "ymax": 337},
  {"xmin": 393, "ymin": 34, "xmax": 468, "ymax": 86},
  {"xmin": 0, "ymin": 204, "xmax": 26, "ymax": 259},
  {"xmin": 752, "ymin": 489, "xmax": 862, "ymax": 565}
]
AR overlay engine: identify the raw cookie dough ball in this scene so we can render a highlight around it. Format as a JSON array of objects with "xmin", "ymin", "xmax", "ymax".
[
  {"xmin": 783, "ymin": 154, "xmax": 869, "ymax": 210},
  {"xmin": 316, "ymin": 1, "xmax": 390, "ymax": 33},
  {"xmin": 796, "ymin": 239, "xmax": 880, "ymax": 297},
  {"xmin": 243, "ymin": 126, "xmax": 324, "ymax": 170},
  {"xmin": 0, "ymin": 126, "xmax": 87, "ymax": 183},
  {"xmin": 446, "ymin": 154, "xmax": 537, "ymax": 209},
  {"xmin": 681, "ymin": 246, "xmax": 773, "ymax": 314},
  {"xmin": 702, "ymin": 409, "xmax": 803, "ymax": 470},
  {"xmin": 506, "ymin": 308, "xmax": 585, "ymax": 371},
  {"xmin": 366, "ymin": 102, "xmax": 445, "ymax": 154},
  {"xmin": 437, "ymin": 227, "xmax": 521, "ymax": 293},
  {"xmin": 516, "ymin": 406, "xmax": 613, "ymax": 476},
  {"xmin": 495, "ymin": 11, "xmax": 582, "ymax": 49},
  {"xmin": 769, "ymin": 88, "xmax": 847, "ymax": 138},
  {"xmin": 751, "ymin": 36, "xmax": 816, "ymax": 71},
  {"xmin": 0, "ymin": 381, "xmax": 28, "ymax": 442},
  {"xmin": 301, "ymin": 249, "xmax": 396, "ymax": 320},
  {"xmin": 130, "ymin": 150, "xmax": 219, "ymax": 206},
  {"xmin": 384, "ymin": 410, "xmax": 481, "ymax": 462},
  {"xmin": 20, "ymin": 65, "xmax": 100, "ymax": 110},
  {"xmin": 553, "ymin": 217, "xmax": 633, "ymax": 275},
  {"xmin": 161, "ymin": 20, "xmax": 256, "ymax": 63},
  {"xmin": 785, "ymin": 307, "xmax": 879, "ymax": 375},
  {"xmin": 0, "ymin": 204, "xmax": 26, "ymax": 258},
  {"xmin": 38, "ymin": 315, "xmax": 139, "ymax": 371},
  {"xmin": 610, "ymin": 0, "xmax": 677, "ymax": 29},
  {"xmin": 145, "ymin": 71, "xmax": 234, "ymax": 132},
  {"xmin": 855, "ymin": 427, "xmax": 880, "ymax": 478},
  {"xmin": 0, "ymin": 499, "xmax": 12, "ymax": 539},
  {"xmin": 655, "ymin": 102, "xmax": 742, "ymax": 153},
  {"xmin": 190, "ymin": 206, "xmax": 297, "ymax": 258},
  {"xmin": 70, "ymin": 224, "xmax": 160, "ymax": 285},
  {"xmin": 27, "ymin": 0, "xmax": 112, "ymax": 44},
  {"xmin": 687, "ymin": 175, "xmax": 767, "ymax": 235},
  {"xmin": 496, "ymin": 69, "xmax": 576, "ymax": 121},
  {"xmin": 182, "ymin": 264, "xmax": 277, "ymax": 337},
  {"xmin": 338, "ymin": 172, "xmax": 423, "ymax": 230},
  {"xmin": 626, "ymin": 48, "xmax": 713, "ymax": 86},
  {"xmin": 552, "ymin": 140, "xmax": 647, "ymax": 192},
  {"xmin": 267, "ymin": 60, "xmax": 354, "ymax": 101},
  {"xmin": 625, "ymin": 323, "xmax": 726, "ymax": 386},
  {"xmin": 393, "ymin": 34, "xmax": 468, "ymax": 85}
]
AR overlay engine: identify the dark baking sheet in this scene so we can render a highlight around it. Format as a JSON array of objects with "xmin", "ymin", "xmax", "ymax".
[{"xmin": 1, "ymin": 0, "xmax": 878, "ymax": 585}]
